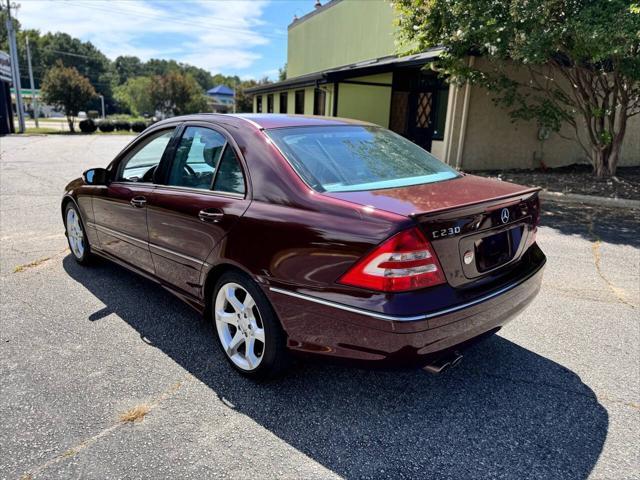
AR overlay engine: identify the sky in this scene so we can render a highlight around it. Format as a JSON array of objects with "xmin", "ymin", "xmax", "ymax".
[{"xmin": 13, "ymin": 0, "xmax": 317, "ymax": 80}]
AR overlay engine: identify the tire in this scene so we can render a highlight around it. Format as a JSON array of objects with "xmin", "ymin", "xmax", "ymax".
[
  {"xmin": 212, "ymin": 271, "xmax": 290, "ymax": 379},
  {"xmin": 64, "ymin": 202, "xmax": 93, "ymax": 265}
]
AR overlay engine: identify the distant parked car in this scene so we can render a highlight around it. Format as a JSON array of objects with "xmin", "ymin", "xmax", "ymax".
[{"xmin": 61, "ymin": 114, "xmax": 545, "ymax": 378}]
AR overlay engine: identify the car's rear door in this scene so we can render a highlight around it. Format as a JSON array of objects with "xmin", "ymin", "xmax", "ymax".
[
  {"xmin": 92, "ymin": 127, "xmax": 177, "ymax": 273},
  {"xmin": 147, "ymin": 123, "xmax": 251, "ymax": 297}
]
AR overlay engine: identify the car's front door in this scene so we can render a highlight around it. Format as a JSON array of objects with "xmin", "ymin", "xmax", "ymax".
[
  {"xmin": 147, "ymin": 124, "xmax": 251, "ymax": 297},
  {"xmin": 92, "ymin": 128, "xmax": 176, "ymax": 273}
]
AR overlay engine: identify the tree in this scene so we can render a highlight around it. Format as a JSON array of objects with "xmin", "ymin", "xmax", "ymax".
[
  {"xmin": 395, "ymin": 0, "xmax": 640, "ymax": 177},
  {"xmin": 235, "ymin": 78, "xmax": 272, "ymax": 113},
  {"xmin": 114, "ymin": 56, "xmax": 144, "ymax": 85},
  {"xmin": 38, "ymin": 33, "xmax": 117, "ymax": 113},
  {"xmin": 114, "ymin": 76, "xmax": 154, "ymax": 116},
  {"xmin": 41, "ymin": 61, "xmax": 97, "ymax": 131},
  {"xmin": 150, "ymin": 71, "xmax": 208, "ymax": 117},
  {"xmin": 279, "ymin": 63, "xmax": 287, "ymax": 81}
]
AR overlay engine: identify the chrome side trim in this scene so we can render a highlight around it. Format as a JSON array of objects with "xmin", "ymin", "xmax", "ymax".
[
  {"xmin": 269, "ymin": 288, "xmax": 425, "ymax": 321},
  {"xmin": 269, "ymin": 266, "xmax": 541, "ymax": 322},
  {"xmin": 89, "ymin": 222, "xmax": 209, "ymax": 268},
  {"xmin": 149, "ymin": 242, "xmax": 209, "ymax": 267},
  {"xmin": 90, "ymin": 223, "xmax": 148, "ymax": 249}
]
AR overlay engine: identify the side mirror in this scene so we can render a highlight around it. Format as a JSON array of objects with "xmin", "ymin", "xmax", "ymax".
[{"xmin": 82, "ymin": 168, "xmax": 109, "ymax": 185}]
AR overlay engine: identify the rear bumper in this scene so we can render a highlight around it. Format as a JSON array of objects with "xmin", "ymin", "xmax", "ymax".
[{"xmin": 266, "ymin": 246, "xmax": 545, "ymax": 366}]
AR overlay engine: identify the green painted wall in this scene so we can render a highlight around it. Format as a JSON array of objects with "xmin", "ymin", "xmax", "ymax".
[
  {"xmin": 288, "ymin": 0, "xmax": 398, "ymax": 78},
  {"xmin": 337, "ymin": 73, "xmax": 392, "ymax": 127}
]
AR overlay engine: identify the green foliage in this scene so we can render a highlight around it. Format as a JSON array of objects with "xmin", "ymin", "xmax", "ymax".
[
  {"xmin": 113, "ymin": 120, "xmax": 131, "ymax": 131},
  {"xmin": 131, "ymin": 121, "xmax": 147, "ymax": 133},
  {"xmin": 114, "ymin": 56, "xmax": 144, "ymax": 84},
  {"xmin": 395, "ymin": 0, "xmax": 640, "ymax": 176},
  {"xmin": 98, "ymin": 120, "xmax": 114, "ymax": 132},
  {"xmin": 150, "ymin": 71, "xmax": 209, "ymax": 117},
  {"xmin": 79, "ymin": 119, "xmax": 97, "ymax": 133},
  {"xmin": 0, "ymin": 9, "xmax": 265, "ymax": 121},
  {"xmin": 41, "ymin": 62, "xmax": 97, "ymax": 132},
  {"xmin": 115, "ymin": 76, "xmax": 154, "ymax": 116}
]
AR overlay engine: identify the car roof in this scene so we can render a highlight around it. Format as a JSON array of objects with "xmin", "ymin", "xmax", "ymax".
[{"xmin": 153, "ymin": 113, "xmax": 377, "ymax": 130}]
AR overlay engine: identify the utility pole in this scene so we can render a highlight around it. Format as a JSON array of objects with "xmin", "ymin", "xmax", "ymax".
[
  {"xmin": 232, "ymin": 78, "xmax": 236, "ymax": 114},
  {"xmin": 5, "ymin": 0, "xmax": 25, "ymax": 133},
  {"xmin": 25, "ymin": 36, "xmax": 38, "ymax": 128},
  {"xmin": 99, "ymin": 94, "xmax": 105, "ymax": 119}
]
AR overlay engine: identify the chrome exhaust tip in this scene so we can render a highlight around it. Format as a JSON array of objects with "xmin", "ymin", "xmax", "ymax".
[{"xmin": 423, "ymin": 351, "xmax": 463, "ymax": 374}]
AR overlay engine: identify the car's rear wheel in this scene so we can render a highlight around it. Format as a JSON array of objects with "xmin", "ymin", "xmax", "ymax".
[
  {"xmin": 212, "ymin": 271, "xmax": 289, "ymax": 379},
  {"xmin": 64, "ymin": 203, "xmax": 92, "ymax": 265}
]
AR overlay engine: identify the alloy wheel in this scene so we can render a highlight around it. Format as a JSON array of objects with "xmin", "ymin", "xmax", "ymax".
[
  {"xmin": 66, "ymin": 207, "xmax": 85, "ymax": 259},
  {"xmin": 214, "ymin": 282, "xmax": 266, "ymax": 371}
]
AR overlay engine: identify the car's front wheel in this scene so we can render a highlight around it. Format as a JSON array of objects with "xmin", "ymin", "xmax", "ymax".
[
  {"xmin": 212, "ymin": 271, "xmax": 289, "ymax": 379},
  {"xmin": 64, "ymin": 202, "xmax": 92, "ymax": 265}
]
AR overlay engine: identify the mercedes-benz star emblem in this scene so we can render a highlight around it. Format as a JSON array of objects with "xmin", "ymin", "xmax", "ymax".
[{"xmin": 501, "ymin": 208, "xmax": 510, "ymax": 224}]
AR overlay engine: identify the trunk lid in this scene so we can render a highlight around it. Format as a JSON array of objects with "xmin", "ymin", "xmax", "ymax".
[{"xmin": 323, "ymin": 174, "xmax": 540, "ymax": 287}]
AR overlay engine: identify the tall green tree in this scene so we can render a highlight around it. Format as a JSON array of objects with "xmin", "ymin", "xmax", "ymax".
[
  {"xmin": 114, "ymin": 76, "xmax": 154, "ymax": 116},
  {"xmin": 150, "ymin": 71, "xmax": 208, "ymax": 117},
  {"xmin": 395, "ymin": 0, "xmax": 640, "ymax": 177},
  {"xmin": 114, "ymin": 56, "xmax": 144, "ymax": 85},
  {"xmin": 38, "ymin": 33, "xmax": 116, "ymax": 112},
  {"xmin": 41, "ymin": 61, "xmax": 97, "ymax": 131}
]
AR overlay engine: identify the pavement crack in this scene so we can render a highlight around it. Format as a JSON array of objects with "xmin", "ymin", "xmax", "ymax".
[
  {"xmin": 12, "ymin": 248, "xmax": 68, "ymax": 273},
  {"xmin": 587, "ymin": 213, "xmax": 637, "ymax": 309},
  {"xmin": 591, "ymin": 239, "xmax": 637, "ymax": 308},
  {"xmin": 21, "ymin": 374, "xmax": 193, "ymax": 479}
]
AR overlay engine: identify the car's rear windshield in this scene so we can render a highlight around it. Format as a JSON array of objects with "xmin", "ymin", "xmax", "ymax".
[{"xmin": 266, "ymin": 125, "xmax": 459, "ymax": 192}]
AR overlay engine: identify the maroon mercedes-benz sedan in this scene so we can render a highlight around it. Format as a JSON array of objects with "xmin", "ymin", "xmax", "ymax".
[{"xmin": 62, "ymin": 114, "xmax": 545, "ymax": 378}]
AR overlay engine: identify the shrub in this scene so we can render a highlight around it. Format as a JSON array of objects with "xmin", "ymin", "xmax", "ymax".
[
  {"xmin": 114, "ymin": 120, "xmax": 131, "ymax": 131},
  {"xmin": 79, "ymin": 119, "xmax": 97, "ymax": 133},
  {"xmin": 98, "ymin": 121, "xmax": 114, "ymax": 132},
  {"xmin": 131, "ymin": 121, "xmax": 146, "ymax": 133}
]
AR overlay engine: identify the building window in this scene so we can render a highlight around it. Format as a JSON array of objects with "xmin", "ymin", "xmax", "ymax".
[
  {"xmin": 432, "ymin": 87, "xmax": 449, "ymax": 141},
  {"xmin": 294, "ymin": 90, "xmax": 305, "ymax": 114},
  {"xmin": 256, "ymin": 95, "xmax": 262, "ymax": 113},
  {"xmin": 279, "ymin": 92, "xmax": 288, "ymax": 114},
  {"xmin": 267, "ymin": 94, "xmax": 274, "ymax": 113},
  {"xmin": 313, "ymin": 88, "xmax": 326, "ymax": 116}
]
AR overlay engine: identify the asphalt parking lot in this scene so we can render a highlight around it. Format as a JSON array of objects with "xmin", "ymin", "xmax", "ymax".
[{"xmin": 1, "ymin": 135, "xmax": 638, "ymax": 480}]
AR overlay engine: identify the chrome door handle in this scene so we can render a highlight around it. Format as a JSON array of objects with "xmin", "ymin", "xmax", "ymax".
[
  {"xmin": 198, "ymin": 209, "xmax": 224, "ymax": 223},
  {"xmin": 130, "ymin": 196, "xmax": 147, "ymax": 208}
]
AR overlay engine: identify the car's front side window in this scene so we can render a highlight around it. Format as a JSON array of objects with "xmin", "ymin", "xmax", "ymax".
[
  {"xmin": 119, "ymin": 129, "xmax": 174, "ymax": 182},
  {"xmin": 167, "ymin": 127, "xmax": 226, "ymax": 190}
]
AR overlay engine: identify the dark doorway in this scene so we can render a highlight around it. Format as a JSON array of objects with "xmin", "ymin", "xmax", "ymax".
[
  {"xmin": 294, "ymin": 90, "xmax": 305, "ymax": 114},
  {"xmin": 389, "ymin": 68, "xmax": 448, "ymax": 152},
  {"xmin": 267, "ymin": 94, "xmax": 274, "ymax": 113},
  {"xmin": 313, "ymin": 88, "xmax": 326, "ymax": 116},
  {"xmin": 279, "ymin": 92, "xmax": 288, "ymax": 113}
]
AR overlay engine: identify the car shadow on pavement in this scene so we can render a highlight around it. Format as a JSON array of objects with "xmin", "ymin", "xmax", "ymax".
[
  {"xmin": 540, "ymin": 201, "xmax": 640, "ymax": 248},
  {"xmin": 64, "ymin": 255, "xmax": 608, "ymax": 480}
]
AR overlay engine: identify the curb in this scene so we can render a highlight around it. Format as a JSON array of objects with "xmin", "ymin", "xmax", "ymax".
[{"xmin": 540, "ymin": 190, "xmax": 640, "ymax": 210}]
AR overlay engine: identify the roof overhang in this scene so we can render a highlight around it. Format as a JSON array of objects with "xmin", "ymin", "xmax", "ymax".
[{"xmin": 245, "ymin": 47, "xmax": 444, "ymax": 95}]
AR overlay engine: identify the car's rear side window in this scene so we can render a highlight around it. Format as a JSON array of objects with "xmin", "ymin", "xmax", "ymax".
[
  {"xmin": 266, "ymin": 125, "xmax": 459, "ymax": 192},
  {"xmin": 213, "ymin": 146, "xmax": 246, "ymax": 195},
  {"xmin": 167, "ymin": 127, "xmax": 226, "ymax": 190}
]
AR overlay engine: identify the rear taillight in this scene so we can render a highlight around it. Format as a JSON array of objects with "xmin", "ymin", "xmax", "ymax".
[
  {"xmin": 338, "ymin": 227, "xmax": 446, "ymax": 292},
  {"xmin": 532, "ymin": 195, "xmax": 541, "ymax": 227},
  {"xmin": 529, "ymin": 196, "xmax": 540, "ymax": 245}
]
